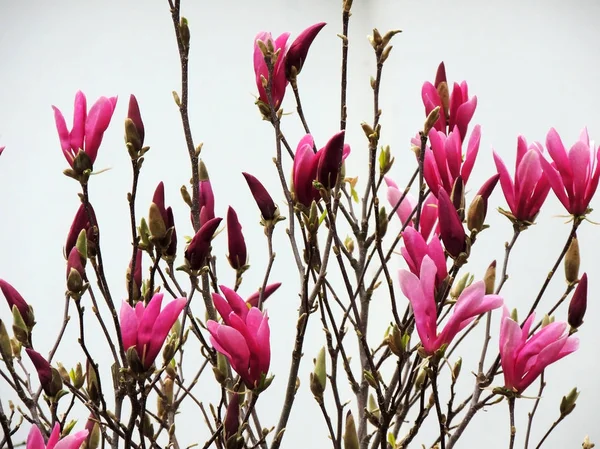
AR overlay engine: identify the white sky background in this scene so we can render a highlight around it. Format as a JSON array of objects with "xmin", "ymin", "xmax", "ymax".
[{"xmin": 1, "ymin": 0, "xmax": 600, "ymax": 448}]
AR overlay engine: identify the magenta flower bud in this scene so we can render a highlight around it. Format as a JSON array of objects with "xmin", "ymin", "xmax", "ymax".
[
  {"xmin": 500, "ymin": 309, "xmax": 578, "ymax": 393},
  {"xmin": 285, "ymin": 22, "xmax": 327, "ymax": 79},
  {"xmin": 127, "ymin": 94, "xmax": 145, "ymax": 146},
  {"xmin": 25, "ymin": 348, "xmax": 52, "ymax": 393},
  {"xmin": 152, "ymin": 181, "xmax": 169, "ymax": 224},
  {"xmin": 292, "ymin": 135, "xmax": 321, "ymax": 207},
  {"xmin": 253, "ymin": 31, "xmax": 290, "ymax": 110},
  {"xmin": 67, "ymin": 247, "xmax": 86, "ymax": 280},
  {"xmin": 198, "ymin": 161, "xmax": 215, "ymax": 226},
  {"xmin": 120, "ymin": 293, "xmax": 187, "ymax": 371},
  {"xmin": 437, "ymin": 188, "xmax": 465, "ymax": 258},
  {"xmin": 224, "ymin": 393, "xmax": 241, "ymax": 440},
  {"xmin": 434, "ymin": 61, "xmax": 447, "ymax": 88},
  {"xmin": 165, "ymin": 207, "xmax": 178, "ymax": 258},
  {"xmin": 568, "ymin": 273, "xmax": 587, "ymax": 329},
  {"xmin": 0, "ymin": 279, "xmax": 34, "ymax": 328},
  {"xmin": 227, "ymin": 207, "xmax": 247, "ymax": 270},
  {"xmin": 494, "ymin": 136, "xmax": 551, "ymax": 223},
  {"xmin": 540, "ymin": 127, "xmax": 600, "ymax": 216},
  {"xmin": 246, "ymin": 282, "xmax": 282, "ymax": 308},
  {"xmin": 477, "ymin": 173, "xmax": 500, "ymax": 214},
  {"xmin": 317, "ymin": 130, "xmax": 346, "ymax": 189},
  {"xmin": 52, "ymin": 90, "xmax": 117, "ymax": 167},
  {"xmin": 184, "ymin": 217, "xmax": 222, "ymax": 271},
  {"xmin": 27, "ymin": 422, "xmax": 88, "ymax": 449},
  {"xmin": 65, "ymin": 204, "xmax": 96, "ymax": 257},
  {"xmin": 242, "ymin": 173, "xmax": 277, "ymax": 220}
]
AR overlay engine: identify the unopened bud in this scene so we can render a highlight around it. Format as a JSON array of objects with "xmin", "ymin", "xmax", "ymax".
[
  {"xmin": 414, "ymin": 366, "xmax": 427, "ymax": 390},
  {"xmin": 452, "ymin": 358, "xmax": 462, "ymax": 381},
  {"xmin": 450, "ymin": 272, "xmax": 473, "ymax": 300},
  {"xmin": 541, "ymin": 314, "xmax": 554, "ymax": 328},
  {"xmin": 344, "ymin": 236, "xmax": 355, "ymax": 254},
  {"xmin": 213, "ymin": 352, "xmax": 229, "ymax": 385},
  {"xmin": 378, "ymin": 145, "xmax": 394, "ymax": 176},
  {"xmin": 180, "ymin": 185, "xmax": 193, "ymax": 207},
  {"xmin": 310, "ymin": 347, "xmax": 327, "ymax": 400},
  {"xmin": 560, "ymin": 387, "xmax": 579, "ymax": 417},
  {"xmin": 343, "ymin": 411, "xmax": 359, "ymax": 449},
  {"xmin": 138, "ymin": 218, "xmax": 152, "ymax": 251},
  {"xmin": 368, "ymin": 394, "xmax": 380, "ymax": 420},
  {"xmin": 72, "ymin": 362, "xmax": 84, "ymax": 389},
  {"xmin": 484, "ymin": 261, "xmax": 496, "ymax": 295},
  {"xmin": 149, "ymin": 203, "xmax": 167, "ymax": 240},
  {"xmin": 450, "ymin": 176, "xmax": 465, "ymax": 220},
  {"xmin": 387, "ymin": 325, "xmax": 405, "ymax": 357},
  {"xmin": 0, "ymin": 320, "xmax": 11, "ymax": 361},
  {"xmin": 564, "ymin": 236, "xmax": 580, "ymax": 284},
  {"xmin": 141, "ymin": 413, "xmax": 154, "ymax": 439},
  {"xmin": 467, "ymin": 195, "xmax": 486, "ymax": 233},
  {"xmin": 86, "ymin": 361, "xmax": 100, "ymax": 405},
  {"xmin": 424, "ymin": 106, "xmax": 441, "ymax": 136},
  {"xmin": 12, "ymin": 306, "xmax": 30, "ymax": 347},
  {"xmin": 377, "ymin": 207, "xmax": 388, "ymax": 238},
  {"xmin": 179, "ymin": 17, "xmax": 190, "ymax": 54},
  {"xmin": 57, "ymin": 363, "xmax": 70, "ymax": 384},
  {"xmin": 568, "ymin": 273, "xmax": 587, "ymax": 329}
]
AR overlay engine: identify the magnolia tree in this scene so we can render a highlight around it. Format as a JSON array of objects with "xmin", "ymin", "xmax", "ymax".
[{"xmin": 0, "ymin": 1, "xmax": 597, "ymax": 449}]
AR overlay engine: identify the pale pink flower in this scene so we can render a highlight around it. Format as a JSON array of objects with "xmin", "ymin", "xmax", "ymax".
[
  {"xmin": 399, "ymin": 256, "xmax": 502, "ymax": 354},
  {"xmin": 499, "ymin": 309, "xmax": 578, "ymax": 393}
]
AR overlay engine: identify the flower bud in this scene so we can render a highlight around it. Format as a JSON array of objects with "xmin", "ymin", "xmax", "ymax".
[
  {"xmin": 450, "ymin": 176, "xmax": 465, "ymax": 220},
  {"xmin": 246, "ymin": 282, "xmax": 282, "ymax": 308},
  {"xmin": 242, "ymin": 172, "xmax": 278, "ymax": 221},
  {"xmin": 344, "ymin": 236, "xmax": 355, "ymax": 254},
  {"xmin": 65, "ymin": 204, "xmax": 96, "ymax": 258},
  {"xmin": 343, "ymin": 411, "xmax": 359, "ymax": 449},
  {"xmin": 126, "ymin": 249, "xmax": 143, "ymax": 302},
  {"xmin": 67, "ymin": 247, "xmax": 86, "ymax": 297},
  {"xmin": 184, "ymin": 217, "xmax": 222, "ymax": 271},
  {"xmin": 164, "ymin": 207, "xmax": 178, "ymax": 259},
  {"xmin": 285, "ymin": 22, "xmax": 327, "ymax": 80},
  {"xmin": 138, "ymin": 217, "xmax": 152, "ymax": 251},
  {"xmin": 126, "ymin": 95, "xmax": 145, "ymax": 150},
  {"xmin": 438, "ymin": 188, "xmax": 466, "ymax": 259},
  {"xmin": 568, "ymin": 273, "xmax": 587, "ymax": 329},
  {"xmin": 57, "ymin": 362, "xmax": 70, "ymax": 384},
  {"xmin": 227, "ymin": 207, "xmax": 248, "ymax": 271},
  {"xmin": 149, "ymin": 203, "xmax": 167, "ymax": 241},
  {"xmin": 387, "ymin": 325, "xmax": 407, "ymax": 357},
  {"xmin": 0, "ymin": 280, "xmax": 35, "ymax": 329},
  {"xmin": 82, "ymin": 415, "xmax": 101, "ymax": 449},
  {"xmin": 310, "ymin": 347, "xmax": 327, "ymax": 400},
  {"xmin": 12, "ymin": 305, "xmax": 30, "ymax": 347},
  {"xmin": 435, "ymin": 62, "xmax": 449, "ymax": 118},
  {"xmin": 377, "ymin": 207, "xmax": 388, "ymax": 238},
  {"xmin": 26, "ymin": 348, "xmax": 62, "ymax": 396},
  {"xmin": 86, "ymin": 360, "xmax": 100, "ymax": 405},
  {"xmin": 224, "ymin": 393, "xmax": 241, "ymax": 440},
  {"xmin": 213, "ymin": 352, "xmax": 229, "ymax": 385},
  {"xmin": 450, "ymin": 272, "xmax": 473, "ymax": 300},
  {"xmin": 559, "ymin": 387, "xmax": 579, "ymax": 418},
  {"xmin": 72, "ymin": 362, "xmax": 85, "ymax": 389},
  {"xmin": 467, "ymin": 195, "xmax": 485, "ymax": 233},
  {"xmin": 0, "ymin": 320, "xmax": 12, "ymax": 361},
  {"xmin": 424, "ymin": 106, "xmax": 441, "ymax": 136},
  {"xmin": 317, "ymin": 131, "xmax": 345, "ymax": 190},
  {"xmin": 564, "ymin": 235, "xmax": 580, "ymax": 284},
  {"xmin": 452, "ymin": 357, "xmax": 462, "ymax": 381},
  {"xmin": 484, "ymin": 260, "xmax": 496, "ymax": 295},
  {"xmin": 378, "ymin": 145, "xmax": 394, "ymax": 175},
  {"xmin": 198, "ymin": 160, "xmax": 215, "ymax": 226},
  {"xmin": 179, "ymin": 17, "xmax": 190, "ymax": 54}
]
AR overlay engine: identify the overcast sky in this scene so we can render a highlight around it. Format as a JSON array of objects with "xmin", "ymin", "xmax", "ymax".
[{"xmin": 1, "ymin": 0, "xmax": 599, "ymax": 448}]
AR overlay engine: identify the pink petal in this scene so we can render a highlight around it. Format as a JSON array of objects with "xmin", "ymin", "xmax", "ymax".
[
  {"xmin": 423, "ymin": 148, "xmax": 442, "ymax": 197},
  {"xmin": 568, "ymin": 141, "xmax": 591, "ymax": 213},
  {"xmin": 54, "ymin": 430, "xmax": 89, "ymax": 449},
  {"xmin": 212, "ymin": 293, "xmax": 234, "ymax": 325},
  {"xmin": 546, "ymin": 128, "xmax": 573, "ymax": 186},
  {"xmin": 145, "ymin": 297, "xmax": 187, "ymax": 368},
  {"xmin": 454, "ymin": 96, "xmax": 477, "ymax": 140},
  {"xmin": 461, "ymin": 124, "xmax": 481, "ymax": 184},
  {"xmin": 539, "ymin": 156, "xmax": 571, "ymax": 212},
  {"xmin": 493, "ymin": 150, "xmax": 516, "ymax": 213},
  {"xmin": 84, "ymin": 96, "xmax": 117, "ymax": 163},
  {"xmin": 119, "ymin": 301, "xmax": 138, "ymax": 351},
  {"xmin": 69, "ymin": 90, "xmax": 87, "ymax": 153},
  {"xmin": 220, "ymin": 285, "xmax": 249, "ymax": 322},
  {"xmin": 514, "ymin": 149, "xmax": 543, "ymax": 217},
  {"xmin": 137, "ymin": 293, "xmax": 164, "ymax": 352}
]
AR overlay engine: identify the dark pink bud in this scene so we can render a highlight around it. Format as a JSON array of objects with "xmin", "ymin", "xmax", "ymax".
[
  {"xmin": 165, "ymin": 207, "xmax": 177, "ymax": 258},
  {"xmin": 242, "ymin": 173, "xmax": 277, "ymax": 220},
  {"xmin": 152, "ymin": 181, "xmax": 168, "ymax": 224},
  {"xmin": 438, "ymin": 188, "xmax": 465, "ymax": 258},
  {"xmin": 227, "ymin": 207, "xmax": 247, "ymax": 270},
  {"xmin": 246, "ymin": 282, "xmax": 282, "ymax": 308},
  {"xmin": 435, "ymin": 62, "xmax": 447, "ymax": 88},
  {"xmin": 224, "ymin": 393, "xmax": 241, "ymax": 439},
  {"xmin": 0, "ymin": 280, "xmax": 34, "ymax": 328},
  {"xmin": 67, "ymin": 247, "xmax": 86, "ymax": 280},
  {"xmin": 477, "ymin": 173, "xmax": 500, "ymax": 215},
  {"xmin": 127, "ymin": 95, "xmax": 145, "ymax": 146},
  {"xmin": 198, "ymin": 161, "xmax": 215, "ymax": 226},
  {"xmin": 184, "ymin": 217, "xmax": 222, "ymax": 270},
  {"xmin": 25, "ymin": 348, "xmax": 52, "ymax": 392},
  {"xmin": 65, "ymin": 204, "xmax": 96, "ymax": 256},
  {"xmin": 285, "ymin": 22, "xmax": 327, "ymax": 79},
  {"xmin": 568, "ymin": 273, "xmax": 587, "ymax": 329},
  {"xmin": 317, "ymin": 130, "xmax": 345, "ymax": 189}
]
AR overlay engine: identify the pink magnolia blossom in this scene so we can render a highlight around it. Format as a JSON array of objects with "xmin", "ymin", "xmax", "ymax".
[
  {"xmin": 401, "ymin": 227, "xmax": 447, "ymax": 288},
  {"xmin": 52, "ymin": 91, "xmax": 117, "ymax": 167},
  {"xmin": 540, "ymin": 127, "xmax": 600, "ymax": 216},
  {"xmin": 208, "ymin": 285, "xmax": 270, "ymax": 388},
  {"xmin": 227, "ymin": 207, "xmax": 247, "ymax": 270},
  {"xmin": 65, "ymin": 204, "xmax": 96, "ymax": 257},
  {"xmin": 385, "ymin": 177, "xmax": 439, "ymax": 240},
  {"xmin": 421, "ymin": 62, "xmax": 478, "ymax": 140},
  {"xmin": 292, "ymin": 133, "xmax": 351, "ymax": 207},
  {"xmin": 254, "ymin": 31, "xmax": 290, "ymax": 109},
  {"xmin": 119, "ymin": 293, "xmax": 186, "ymax": 370},
  {"xmin": 499, "ymin": 310, "xmax": 579, "ymax": 394},
  {"xmin": 27, "ymin": 423, "xmax": 88, "ymax": 449},
  {"xmin": 424, "ymin": 125, "xmax": 481, "ymax": 198},
  {"xmin": 400, "ymin": 256, "xmax": 502, "ymax": 355},
  {"xmin": 493, "ymin": 136, "xmax": 551, "ymax": 223},
  {"xmin": 243, "ymin": 172, "xmax": 277, "ymax": 220}
]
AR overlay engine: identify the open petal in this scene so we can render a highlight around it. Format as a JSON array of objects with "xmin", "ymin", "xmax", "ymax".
[
  {"xmin": 493, "ymin": 151, "xmax": 516, "ymax": 213},
  {"xmin": 220, "ymin": 285, "xmax": 249, "ymax": 322},
  {"xmin": 54, "ymin": 430, "xmax": 89, "ymax": 449},
  {"xmin": 145, "ymin": 297, "xmax": 187, "ymax": 368},
  {"xmin": 461, "ymin": 124, "xmax": 481, "ymax": 184},
  {"xmin": 119, "ymin": 301, "xmax": 138, "ymax": 351}
]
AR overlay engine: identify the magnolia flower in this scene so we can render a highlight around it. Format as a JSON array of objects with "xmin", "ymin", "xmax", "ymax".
[
  {"xmin": 52, "ymin": 90, "xmax": 117, "ymax": 167},
  {"xmin": 401, "ymin": 226, "xmax": 447, "ymax": 288},
  {"xmin": 421, "ymin": 62, "xmax": 477, "ymax": 140},
  {"xmin": 385, "ymin": 177, "xmax": 438, "ymax": 240},
  {"xmin": 540, "ymin": 127, "xmax": 600, "ymax": 216},
  {"xmin": 499, "ymin": 309, "xmax": 578, "ymax": 394},
  {"xmin": 208, "ymin": 286, "xmax": 270, "ymax": 388},
  {"xmin": 493, "ymin": 136, "xmax": 551, "ymax": 223},
  {"xmin": 65, "ymin": 204, "xmax": 96, "ymax": 257},
  {"xmin": 424, "ymin": 125, "xmax": 480, "ymax": 198},
  {"xmin": 285, "ymin": 22, "xmax": 326, "ymax": 79},
  {"xmin": 253, "ymin": 31, "xmax": 290, "ymax": 109},
  {"xmin": 126, "ymin": 94, "xmax": 145, "ymax": 150},
  {"xmin": 27, "ymin": 422, "xmax": 88, "ymax": 449},
  {"xmin": 292, "ymin": 133, "xmax": 351, "ymax": 207},
  {"xmin": 399, "ymin": 256, "xmax": 502, "ymax": 354},
  {"xmin": 120, "ymin": 293, "xmax": 186, "ymax": 370}
]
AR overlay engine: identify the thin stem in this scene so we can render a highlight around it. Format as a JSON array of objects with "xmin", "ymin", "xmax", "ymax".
[
  {"xmin": 430, "ymin": 365, "xmax": 446, "ymax": 449},
  {"xmin": 524, "ymin": 373, "xmax": 545, "ymax": 449},
  {"xmin": 508, "ymin": 397, "xmax": 516, "ymax": 449}
]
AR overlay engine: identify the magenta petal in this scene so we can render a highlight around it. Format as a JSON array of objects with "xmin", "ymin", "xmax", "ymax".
[
  {"xmin": 493, "ymin": 151, "xmax": 516, "ymax": 213},
  {"xmin": 212, "ymin": 293, "xmax": 234, "ymax": 325},
  {"xmin": 27, "ymin": 424, "xmax": 46, "ymax": 449},
  {"xmin": 568, "ymin": 141, "xmax": 591, "ymax": 211},
  {"xmin": 84, "ymin": 96, "xmax": 117, "ymax": 163},
  {"xmin": 285, "ymin": 22, "xmax": 326, "ymax": 77},
  {"xmin": 209, "ymin": 322, "xmax": 251, "ymax": 383},
  {"xmin": 455, "ymin": 96, "xmax": 477, "ymax": 140},
  {"xmin": 461, "ymin": 124, "xmax": 481, "ymax": 184},
  {"xmin": 144, "ymin": 297, "xmax": 186, "ymax": 368},
  {"xmin": 70, "ymin": 91, "xmax": 87, "ymax": 153},
  {"xmin": 54, "ymin": 430, "xmax": 89, "ymax": 449},
  {"xmin": 540, "ymin": 156, "xmax": 571, "ymax": 212},
  {"xmin": 137, "ymin": 293, "xmax": 164, "ymax": 352},
  {"xmin": 220, "ymin": 285, "xmax": 249, "ymax": 322}
]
